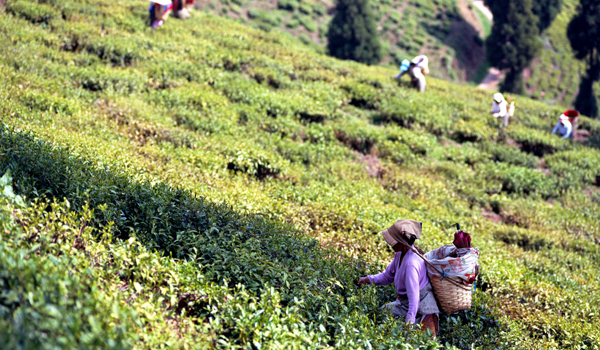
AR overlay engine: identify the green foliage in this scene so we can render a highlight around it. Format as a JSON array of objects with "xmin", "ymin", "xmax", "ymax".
[
  {"xmin": 522, "ymin": 0, "xmax": 589, "ymax": 109},
  {"xmin": 567, "ymin": 0, "xmax": 600, "ymax": 118},
  {"xmin": 84, "ymin": 36, "xmax": 146, "ymax": 66},
  {"xmin": 478, "ymin": 162, "xmax": 557, "ymax": 198},
  {"xmin": 278, "ymin": 0, "xmax": 299, "ymax": 11},
  {"xmin": 298, "ymin": 14, "xmax": 317, "ymax": 32},
  {"xmin": 485, "ymin": 0, "xmax": 542, "ymax": 94},
  {"xmin": 479, "ymin": 142, "xmax": 539, "ymax": 168},
  {"xmin": 0, "ymin": 1, "xmax": 599, "ymax": 348},
  {"xmin": 298, "ymin": 1, "xmax": 313, "ymax": 15},
  {"xmin": 532, "ymin": 0, "xmax": 563, "ymax": 32},
  {"xmin": 194, "ymin": 0, "xmax": 465, "ymax": 81},
  {"xmin": 6, "ymin": 0, "xmax": 60, "ymax": 24},
  {"xmin": 327, "ymin": 0, "xmax": 382, "ymax": 65},
  {"xmin": 0, "ymin": 200, "xmax": 133, "ymax": 350}
]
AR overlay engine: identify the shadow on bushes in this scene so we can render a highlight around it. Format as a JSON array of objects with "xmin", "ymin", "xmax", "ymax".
[
  {"xmin": 495, "ymin": 230, "xmax": 553, "ymax": 251},
  {"xmin": 0, "ymin": 123, "xmax": 507, "ymax": 348}
]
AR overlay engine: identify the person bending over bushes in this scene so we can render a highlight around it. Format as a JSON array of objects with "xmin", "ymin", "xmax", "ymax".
[
  {"xmin": 357, "ymin": 219, "xmax": 439, "ymax": 336},
  {"xmin": 490, "ymin": 93, "xmax": 515, "ymax": 128},
  {"xmin": 552, "ymin": 110, "xmax": 579, "ymax": 139},
  {"xmin": 148, "ymin": 0, "xmax": 173, "ymax": 30},
  {"xmin": 394, "ymin": 55, "xmax": 429, "ymax": 92},
  {"xmin": 173, "ymin": 0, "xmax": 194, "ymax": 19}
]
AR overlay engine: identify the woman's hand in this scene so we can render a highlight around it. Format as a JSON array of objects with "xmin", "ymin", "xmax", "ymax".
[{"xmin": 357, "ymin": 276, "xmax": 371, "ymax": 285}]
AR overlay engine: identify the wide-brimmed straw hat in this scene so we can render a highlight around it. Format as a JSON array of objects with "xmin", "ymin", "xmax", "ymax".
[
  {"xmin": 150, "ymin": 0, "xmax": 172, "ymax": 5},
  {"xmin": 381, "ymin": 219, "xmax": 422, "ymax": 247}
]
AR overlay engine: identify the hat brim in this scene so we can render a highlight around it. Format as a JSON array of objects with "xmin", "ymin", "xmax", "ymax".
[
  {"xmin": 151, "ymin": 0, "xmax": 172, "ymax": 5},
  {"xmin": 381, "ymin": 229, "xmax": 398, "ymax": 247},
  {"xmin": 382, "ymin": 230, "xmax": 416, "ymax": 247}
]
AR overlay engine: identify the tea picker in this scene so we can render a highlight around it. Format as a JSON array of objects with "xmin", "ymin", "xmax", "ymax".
[
  {"xmin": 173, "ymin": 0, "xmax": 195, "ymax": 19},
  {"xmin": 552, "ymin": 110, "xmax": 578, "ymax": 139},
  {"xmin": 357, "ymin": 220, "xmax": 480, "ymax": 337},
  {"xmin": 357, "ymin": 220, "xmax": 440, "ymax": 336},
  {"xmin": 148, "ymin": 0, "xmax": 173, "ymax": 30},
  {"xmin": 490, "ymin": 93, "xmax": 515, "ymax": 128},
  {"xmin": 394, "ymin": 55, "xmax": 430, "ymax": 92}
]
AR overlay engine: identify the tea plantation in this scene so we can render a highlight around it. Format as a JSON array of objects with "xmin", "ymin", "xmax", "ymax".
[
  {"xmin": 201, "ymin": 0, "xmax": 599, "ymax": 109},
  {"xmin": 198, "ymin": 0, "xmax": 468, "ymax": 81},
  {"xmin": 1, "ymin": 0, "xmax": 600, "ymax": 349}
]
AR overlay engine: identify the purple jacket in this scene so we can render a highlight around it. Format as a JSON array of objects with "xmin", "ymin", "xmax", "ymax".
[{"xmin": 368, "ymin": 249, "xmax": 429, "ymax": 323}]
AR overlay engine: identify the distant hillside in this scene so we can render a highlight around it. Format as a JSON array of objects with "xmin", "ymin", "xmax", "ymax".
[
  {"xmin": 198, "ymin": 0, "xmax": 490, "ymax": 82},
  {"xmin": 524, "ymin": 0, "xmax": 600, "ymax": 110},
  {"xmin": 201, "ymin": 0, "xmax": 599, "ymax": 113}
]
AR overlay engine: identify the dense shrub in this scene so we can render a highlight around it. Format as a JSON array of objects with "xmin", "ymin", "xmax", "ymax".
[
  {"xmin": 479, "ymin": 141, "xmax": 539, "ymax": 168},
  {"xmin": 84, "ymin": 36, "xmax": 146, "ymax": 66},
  {"xmin": 6, "ymin": 0, "xmax": 60, "ymax": 24},
  {"xmin": 477, "ymin": 162, "xmax": 557, "ymax": 198},
  {"xmin": 327, "ymin": 0, "xmax": 382, "ymax": 65},
  {"xmin": 278, "ymin": 0, "xmax": 299, "ymax": 11}
]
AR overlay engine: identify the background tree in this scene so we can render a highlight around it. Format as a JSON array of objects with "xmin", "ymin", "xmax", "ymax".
[
  {"xmin": 327, "ymin": 0, "xmax": 381, "ymax": 65},
  {"xmin": 567, "ymin": 0, "xmax": 600, "ymax": 118},
  {"xmin": 485, "ymin": 0, "xmax": 542, "ymax": 94},
  {"xmin": 532, "ymin": 0, "xmax": 562, "ymax": 33}
]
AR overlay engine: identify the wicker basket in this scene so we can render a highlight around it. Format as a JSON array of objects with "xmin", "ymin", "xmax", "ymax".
[{"xmin": 428, "ymin": 273, "xmax": 472, "ymax": 315}]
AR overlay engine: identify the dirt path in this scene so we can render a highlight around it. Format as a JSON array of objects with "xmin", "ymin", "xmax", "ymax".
[{"xmin": 478, "ymin": 67, "xmax": 502, "ymax": 89}]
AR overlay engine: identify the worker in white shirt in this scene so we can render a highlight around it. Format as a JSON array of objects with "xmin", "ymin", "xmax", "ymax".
[
  {"xmin": 552, "ymin": 114, "xmax": 572, "ymax": 139},
  {"xmin": 490, "ymin": 93, "xmax": 515, "ymax": 128},
  {"xmin": 395, "ymin": 55, "xmax": 429, "ymax": 92}
]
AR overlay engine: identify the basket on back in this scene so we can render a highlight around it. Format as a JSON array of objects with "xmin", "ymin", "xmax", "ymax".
[
  {"xmin": 401, "ymin": 228, "xmax": 480, "ymax": 315},
  {"xmin": 422, "ymin": 230, "xmax": 480, "ymax": 315},
  {"xmin": 428, "ymin": 274, "xmax": 472, "ymax": 314}
]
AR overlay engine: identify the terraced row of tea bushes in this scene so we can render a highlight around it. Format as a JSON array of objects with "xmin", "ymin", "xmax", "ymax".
[
  {"xmin": 1, "ymin": 0, "xmax": 600, "ymax": 348},
  {"xmin": 0, "ymin": 124, "xmax": 489, "ymax": 349},
  {"xmin": 2, "ymin": 0, "xmax": 598, "ymax": 246},
  {"xmin": 0, "ymin": 176, "xmax": 331, "ymax": 349}
]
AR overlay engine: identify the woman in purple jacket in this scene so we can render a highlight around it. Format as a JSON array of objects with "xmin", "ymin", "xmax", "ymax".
[{"xmin": 358, "ymin": 219, "xmax": 439, "ymax": 335}]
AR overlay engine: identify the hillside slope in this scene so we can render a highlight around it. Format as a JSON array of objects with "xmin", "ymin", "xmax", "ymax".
[
  {"xmin": 1, "ymin": 0, "xmax": 600, "ymax": 349},
  {"xmin": 201, "ymin": 0, "xmax": 600, "ymax": 111},
  {"xmin": 198, "ymin": 0, "xmax": 488, "ymax": 82},
  {"xmin": 526, "ymin": 0, "xmax": 600, "ymax": 110}
]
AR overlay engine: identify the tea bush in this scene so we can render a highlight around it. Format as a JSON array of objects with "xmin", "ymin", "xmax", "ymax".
[
  {"xmin": 6, "ymin": 0, "xmax": 59, "ymax": 24},
  {"xmin": 1, "ymin": 1, "xmax": 599, "ymax": 348}
]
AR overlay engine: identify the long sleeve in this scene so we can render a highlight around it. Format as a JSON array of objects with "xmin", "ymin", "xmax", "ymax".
[
  {"xmin": 492, "ymin": 102, "xmax": 507, "ymax": 118},
  {"xmin": 394, "ymin": 71, "xmax": 406, "ymax": 80},
  {"xmin": 368, "ymin": 253, "xmax": 399, "ymax": 286},
  {"xmin": 561, "ymin": 123, "xmax": 572, "ymax": 138},
  {"xmin": 552, "ymin": 122, "xmax": 560, "ymax": 134},
  {"xmin": 404, "ymin": 265, "xmax": 421, "ymax": 323}
]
